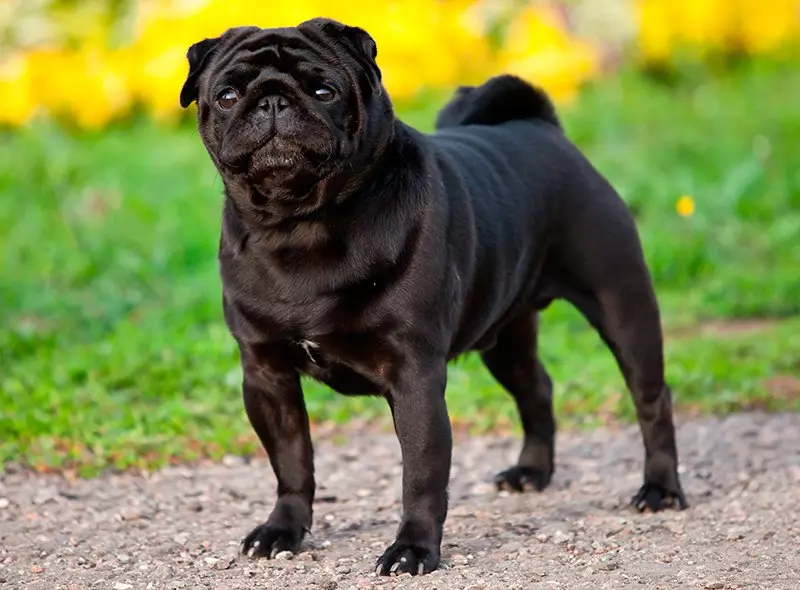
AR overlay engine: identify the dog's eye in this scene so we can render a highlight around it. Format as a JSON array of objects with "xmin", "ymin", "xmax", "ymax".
[
  {"xmin": 313, "ymin": 86, "xmax": 335, "ymax": 102},
  {"xmin": 216, "ymin": 88, "xmax": 240, "ymax": 110}
]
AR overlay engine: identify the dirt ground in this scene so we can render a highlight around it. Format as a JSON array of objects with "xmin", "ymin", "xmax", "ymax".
[{"xmin": 2, "ymin": 412, "xmax": 799, "ymax": 590}]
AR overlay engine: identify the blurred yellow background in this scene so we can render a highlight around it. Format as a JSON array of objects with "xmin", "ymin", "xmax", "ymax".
[{"xmin": 1, "ymin": 0, "xmax": 798, "ymax": 129}]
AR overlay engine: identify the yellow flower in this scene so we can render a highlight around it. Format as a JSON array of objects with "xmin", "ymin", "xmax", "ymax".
[
  {"xmin": 636, "ymin": 0, "xmax": 800, "ymax": 60},
  {"xmin": 27, "ymin": 48, "xmax": 74, "ymax": 115},
  {"xmin": 636, "ymin": 0, "xmax": 678, "ymax": 62},
  {"xmin": 676, "ymin": 195, "xmax": 695, "ymax": 217},
  {"xmin": 736, "ymin": 0, "xmax": 798, "ymax": 53},
  {"xmin": 323, "ymin": 1, "xmax": 492, "ymax": 100},
  {"xmin": 28, "ymin": 45, "xmax": 132, "ymax": 128},
  {"xmin": 678, "ymin": 0, "xmax": 731, "ymax": 49},
  {"xmin": 5, "ymin": 0, "xmax": 609, "ymax": 127},
  {"xmin": 0, "ymin": 53, "xmax": 36, "ymax": 126}
]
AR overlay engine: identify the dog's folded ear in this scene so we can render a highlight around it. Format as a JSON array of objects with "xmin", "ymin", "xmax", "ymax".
[
  {"xmin": 299, "ymin": 18, "xmax": 382, "ymax": 93},
  {"xmin": 180, "ymin": 37, "xmax": 221, "ymax": 108}
]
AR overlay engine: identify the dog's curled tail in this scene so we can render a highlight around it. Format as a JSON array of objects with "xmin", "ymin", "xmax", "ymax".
[{"xmin": 435, "ymin": 75, "xmax": 561, "ymax": 131}]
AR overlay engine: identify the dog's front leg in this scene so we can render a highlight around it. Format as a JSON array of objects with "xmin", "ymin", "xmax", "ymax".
[
  {"xmin": 238, "ymin": 342, "xmax": 314, "ymax": 559},
  {"xmin": 376, "ymin": 356, "xmax": 451, "ymax": 576}
]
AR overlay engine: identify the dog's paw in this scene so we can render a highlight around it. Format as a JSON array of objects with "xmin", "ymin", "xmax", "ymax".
[
  {"xmin": 241, "ymin": 523, "xmax": 303, "ymax": 559},
  {"xmin": 494, "ymin": 466, "xmax": 552, "ymax": 492},
  {"xmin": 631, "ymin": 483, "xmax": 688, "ymax": 512},
  {"xmin": 375, "ymin": 542, "xmax": 439, "ymax": 576}
]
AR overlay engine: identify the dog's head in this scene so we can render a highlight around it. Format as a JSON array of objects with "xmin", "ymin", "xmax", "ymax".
[{"xmin": 180, "ymin": 18, "xmax": 393, "ymax": 219}]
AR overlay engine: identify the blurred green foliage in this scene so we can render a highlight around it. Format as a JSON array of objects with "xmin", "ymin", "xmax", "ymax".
[{"xmin": 1, "ymin": 60, "xmax": 799, "ymax": 474}]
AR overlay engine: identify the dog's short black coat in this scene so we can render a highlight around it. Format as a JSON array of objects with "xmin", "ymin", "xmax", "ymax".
[{"xmin": 180, "ymin": 18, "xmax": 686, "ymax": 576}]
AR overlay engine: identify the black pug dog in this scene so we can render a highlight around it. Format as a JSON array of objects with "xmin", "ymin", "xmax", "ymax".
[{"xmin": 179, "ymin": 17, "xmax": 686, "ymax": 576}]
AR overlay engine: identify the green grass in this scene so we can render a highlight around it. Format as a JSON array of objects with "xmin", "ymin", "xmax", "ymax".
[{"xmin": 2, "ymin": 59, "xmax": 799, "ymax": 475}]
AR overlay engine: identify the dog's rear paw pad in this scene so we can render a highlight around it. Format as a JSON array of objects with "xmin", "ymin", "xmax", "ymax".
[
  {"xmin": 631, "ymin": 483, "xmax": 688, "ymax": 512},
  {"xmin": 241, "ymin": 524, "xmax": 302, "ymax": 559},
  {"xmin": 494, "ymin": 466, "xmax": 552, "ymax": 493},
  {"xmin": 375, "ymin": 543, "xmax": 438, "ymax": 576}
]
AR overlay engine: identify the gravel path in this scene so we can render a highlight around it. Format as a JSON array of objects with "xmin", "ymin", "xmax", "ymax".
[{"xmin": 3, "ymin": 413, "xmax": 800, "ymax": 590}]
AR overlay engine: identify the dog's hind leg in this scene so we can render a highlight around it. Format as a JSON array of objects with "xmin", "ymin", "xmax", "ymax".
[
  {"xmin": 481, "ymin": 313, "xmax": 556, "ymax": 492},
  {"xmin": 552, "ymin": 191, "xmax": 687, "ymax": 511},
  {"xmin": 563, "ymin": 281, "xmax": 686, "ymax": 510}
]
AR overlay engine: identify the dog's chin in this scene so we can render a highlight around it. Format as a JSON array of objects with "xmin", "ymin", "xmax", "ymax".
[
  {"xmin": 244, "ymin": 140, "xmax": 340, "ymax": 202},
  {"xmin": 247, "ymin": 172, "xmax": 306, "ymax": 205},
  {"xmin": 236, "ymin": 159, "xmax": 327, "ymax": 211}
]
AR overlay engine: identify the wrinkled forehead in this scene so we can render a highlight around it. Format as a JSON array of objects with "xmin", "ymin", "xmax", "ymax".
[{"xmin": 205, "ymin": 26, "xmax": 353, "ymax": 90}]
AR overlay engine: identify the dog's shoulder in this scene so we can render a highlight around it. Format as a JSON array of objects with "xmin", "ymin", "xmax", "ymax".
[{"xmin": 435, "ymin": 75, "xmax": 561, "ymax": 131}]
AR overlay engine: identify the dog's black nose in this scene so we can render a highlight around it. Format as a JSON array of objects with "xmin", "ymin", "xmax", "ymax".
[{"xmin": 259, "ymin": 94, "xmax": 290, "ymax": 113}]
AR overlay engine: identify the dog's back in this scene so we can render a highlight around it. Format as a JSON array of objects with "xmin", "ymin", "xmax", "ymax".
[
  {"xmin": 434, "ymin": 75, "xmax": 561, "ymax": 131},
  {"xmin": 427, "ymin": 75, "xmax": 572, "ymax": 246},
  {"xmin": 429, "ymin": 75, "xmax": 568, "ymax": 198},
  {"xmin": 422, "ymin": 77, "xmax": 578, "ymax": 354},
  {"xmin": 425, "ymin": 74, "xmax": 635, "ymax": 353}
]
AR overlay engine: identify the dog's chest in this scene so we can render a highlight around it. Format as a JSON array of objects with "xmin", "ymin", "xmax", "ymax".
[
  {"xmin": 222, "ymin": 269, "xmax": 397, "ymax": 395},
  {"xmin": 291, "ymin": 332, "xmax": 398, "ymax": 396},
  {"xmin": 223, "ymin": 283, "xmax": 340, "ymax": 343},
  {"xmin": 221, "ymin": 254, "xmax": 332, "ymax": 330}
]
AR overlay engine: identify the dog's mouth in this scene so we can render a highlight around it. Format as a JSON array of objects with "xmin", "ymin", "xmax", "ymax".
[
  {"xmin": 219, "ymin": 134, "xmax": 339, "ymax": 208},
  {"xmin": 252, "ymin": 146, "xmax": 298, "ymax": 170},
  {"xmin": 219, "ymin": 137, "xmax": 302, "ymax": 174}
]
